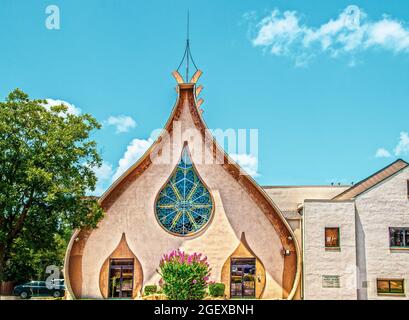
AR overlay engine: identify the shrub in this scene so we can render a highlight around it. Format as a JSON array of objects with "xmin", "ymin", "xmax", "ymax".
[
  {"xmin": 209, "ymin": 283, "xmax": 225, "ymax": 297},
  {"xmin": 157, "ymin": 249, "xmax": 211, "ymax": 300},
  {"xmin": 144, "ymin": 285, "xmax": 158, "ymax": 296},
  {"xmin": 243, "ymin": 275, "xmax": 254, "ymax": 281}
]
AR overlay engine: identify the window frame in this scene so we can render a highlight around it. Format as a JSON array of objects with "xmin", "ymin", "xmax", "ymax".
[
  {"xmin": 108, "ymin": 258, "xmax": 135, "ymax": 299},
  {"xmin": 324, "ymin": 227, "xmax": 341, "ymax": 250},
  {"xmin": 376, "ymin": 278, "xmax": 405, "ymax": 296},
  {"xmin": 389, "ymin": 227, "xmax": 409, "ymax": 249}
]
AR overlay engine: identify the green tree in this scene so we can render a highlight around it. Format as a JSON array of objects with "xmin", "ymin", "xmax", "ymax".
[
  {"xmin": 0, "ymin": 89, "xmax": 104, "ymax": 283},
  {"xmin": 3, "ymin": 225, "xmax": 71, "ymax": 283}
]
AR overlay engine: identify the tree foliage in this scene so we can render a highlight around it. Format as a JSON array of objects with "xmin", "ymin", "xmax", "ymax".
[
  {"xmin": 4, "ymin": 225, "xmax": 71, "ymax": 283},
  {"xmin": 0, "ymin": 89, "xmax": 104, "ymax": 282}
]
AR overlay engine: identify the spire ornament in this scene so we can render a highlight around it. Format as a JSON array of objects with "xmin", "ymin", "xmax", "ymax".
[{"xmin": 172, "ymin": 11, "xmax": 203, "ymax": 85}]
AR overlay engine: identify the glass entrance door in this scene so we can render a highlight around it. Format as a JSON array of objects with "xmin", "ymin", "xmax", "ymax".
[
  {"xmin": 230, "ymin": 258, "xmax": 256, "ymax": 298},
  {"xmin": 108, "ymin": 259, "xmax": 134, "ymax": 298}
]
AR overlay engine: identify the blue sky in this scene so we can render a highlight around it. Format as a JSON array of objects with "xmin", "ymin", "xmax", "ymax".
[{"xmin": 1, "ymin": 0, "xmax": 409, "ymax": 193}]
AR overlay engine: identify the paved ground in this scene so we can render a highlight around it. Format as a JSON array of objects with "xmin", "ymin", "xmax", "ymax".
[{"xmin": 0, "ymin": 295, "xmax": 18, "ymax": 300}]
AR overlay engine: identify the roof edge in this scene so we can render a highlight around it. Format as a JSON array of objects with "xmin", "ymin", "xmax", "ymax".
[{"xmin": 333, "ymin": 159, "xmax": 409, "ymax": 200}]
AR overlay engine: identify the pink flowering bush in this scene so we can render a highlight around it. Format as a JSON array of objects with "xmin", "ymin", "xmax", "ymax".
[{"xmin": 157, "ymin": 249, "xmax": 211, "ymax": 300}]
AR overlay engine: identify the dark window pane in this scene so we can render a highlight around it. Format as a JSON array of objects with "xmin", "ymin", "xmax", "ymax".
[
  {"xmin": 377, "ymin": 280, "xmax": 390, "ymax": 294},
  {"xmin": 325, "ymin": 228, "xmax": 340, "ymax": 247},
  {"xmin": 390, "ymin": 280, "xmax": 404, "ymax": 294},
  {"xmin": 390, "ymin": 228, "xmax": 395, "ymax": 246},
  {"xmin": 389, "ymin": 227, "xmax": 409, "ymax": 247},
  {"xmin": 405, "ymin": 231, "xmax": 409, "ymax": 247}
]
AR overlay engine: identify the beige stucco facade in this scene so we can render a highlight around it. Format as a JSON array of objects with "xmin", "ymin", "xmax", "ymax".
[{"xmin": 64, "ymin": 80, "xmax": 301, "ymax": 300}]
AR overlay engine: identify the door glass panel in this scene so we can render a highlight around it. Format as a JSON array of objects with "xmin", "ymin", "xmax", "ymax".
[{"xmin": 230, "ymin": 258, "xmax": 256, "ymax": 298}]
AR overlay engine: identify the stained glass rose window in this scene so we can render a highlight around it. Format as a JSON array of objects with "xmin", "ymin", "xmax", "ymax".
[{"xmin": 155, "ymin": 146, "xmax": 213, "ymax": 236}]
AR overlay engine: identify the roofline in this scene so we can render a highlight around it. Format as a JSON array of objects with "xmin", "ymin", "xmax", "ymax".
[
  {"xmin": 347, "ymin": 164, "xmax": 409, "ymax": 199},
  {"xmin": 304, "ymin": 199, "xmax": 355, "ymax": 203},
  {"xmin": 262, "ymin": 185, "xmax": 351, "ymax": 189},
  {"xmin": 332, "ymin": 158, "xmax": 409, "ymax": 200}
]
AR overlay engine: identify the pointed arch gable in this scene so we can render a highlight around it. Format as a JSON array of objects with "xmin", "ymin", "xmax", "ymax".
[{"xmin": 65, "ymin": 81, "xmax": 301, "ymax": 299}]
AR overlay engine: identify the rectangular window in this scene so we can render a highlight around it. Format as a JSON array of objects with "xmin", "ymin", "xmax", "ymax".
[
  {"xmin": 322, "ymin": 275, "xmax": 340, "ymax": 288},
  {"xmin": 325, "ymin": 227, "xmax": 340, "ymax": 248},
  {"xmin": 389, "ymin": 227, "xmax": 409, "ymax": 248},
  {"xmin": 377, "ymin": 279, "xmax": 405, "ymax": 295}
]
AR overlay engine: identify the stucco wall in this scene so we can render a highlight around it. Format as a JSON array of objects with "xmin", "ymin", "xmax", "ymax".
[
  {"xmin": 303, "ymin": 200, "xmax": 357, "ymax": 300},
  {"xmin": 355, "ymin": 166, "xmax": 409, "ymax": 300},
  {"xmin": 79, "ymin": 95, "xmax": 286, "ymax": 299}
]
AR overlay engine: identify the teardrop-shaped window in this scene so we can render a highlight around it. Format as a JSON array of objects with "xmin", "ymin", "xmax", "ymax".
[{"xmin": 155, "ymin": 145, "xmax": 214, "ymax": 236}]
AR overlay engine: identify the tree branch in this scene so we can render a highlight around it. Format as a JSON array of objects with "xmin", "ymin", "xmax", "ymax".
[{"xmin": 7, "ymin": 188, "xmax": 35, "ymax": 244}]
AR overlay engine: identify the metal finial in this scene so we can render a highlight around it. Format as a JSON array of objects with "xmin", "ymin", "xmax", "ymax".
[
  {"xmin": 176, "ymin": 10, "xmax": 199, "ymax": 83},
  {"xmin": 186, "ymin": 10, "xmax": 190, "ymax": 82},
  {"xmin": 187, "ymin": 10, "xmax": 190, "ymax": 41}
]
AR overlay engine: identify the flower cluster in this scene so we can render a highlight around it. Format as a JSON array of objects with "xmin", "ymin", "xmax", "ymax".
[
  {"xmin": 160, "ymin": 249, "xmax": 210, "ymax": 268},
  {"xmin": 158, "ymin": 249, "xmax": 212, "ymax": 300}
]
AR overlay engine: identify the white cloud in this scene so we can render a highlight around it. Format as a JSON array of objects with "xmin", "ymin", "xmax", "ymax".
[
  {"xmin": 106, "ymin": 115, "xmax": 136, "ymax": 134},
  {"xmin": 374, "ymin": 132, "xmax": 409, "ymax": 160},
  {"xmin": 230, "ymin": 153, "xmax": 260, "ymax": 177},
  {"xmin": 375, "ymin": 148, "xmax": 391, "ymax": 158},
  {"xmin": 44, "ymin": 99, "xmax": 81, "ymax": 116},
  {"xmin": 93, "ymin": 161, "xmax": 113, "ymax": 181},
  {"xmin": 367, "ymin": 19, "xmax": 409, "ymax": 52},
  {"xmin": 252, "ymin": 10, "xmax": 304, "ymax": 55},
  {"xmin": 249, "ymin": 5, "xmax": 409, "ymax": 66},
  {"xmin": 394, "ymin": 132, "xmax": 409, "ymax": 156},
  {"xmin": 89, "ymin": 161, "xmax": 113, "ymax": 196},
  {"xmin": 112, "ymin": 138, "xmax": 154, "ymax": 181}
]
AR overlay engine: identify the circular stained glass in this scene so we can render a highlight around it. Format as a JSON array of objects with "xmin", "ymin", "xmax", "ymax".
[{"xmin": 155, "ymin": 146, "xmax": 213, "ymax": 236}]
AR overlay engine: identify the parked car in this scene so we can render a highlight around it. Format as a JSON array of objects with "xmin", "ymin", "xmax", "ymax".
[{"xmin": 13, "ymin": 279, "xmax": 65, "ymax": 299}]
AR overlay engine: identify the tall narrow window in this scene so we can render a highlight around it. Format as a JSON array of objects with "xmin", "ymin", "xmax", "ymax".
[
  {"xmin": 377, "ymin": 279, "xmax": 405, "ymax": 295},
  {"xmin": 389, "ymin": 227, "xmax": 409, "ymax": 248},
  {"xmin": 325, "ymin": 227, "xmax": 340, "ymax": 249}
]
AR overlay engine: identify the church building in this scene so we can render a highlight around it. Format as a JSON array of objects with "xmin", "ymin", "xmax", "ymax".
[{"xmin": 64, "ymin": 40, "xmax": 409, "ymax": 300}]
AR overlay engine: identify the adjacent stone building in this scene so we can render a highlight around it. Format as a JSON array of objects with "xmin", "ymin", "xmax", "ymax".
[{"xmin": 301, "ymin": 160, "xmax": 409, "ymax": 300}]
